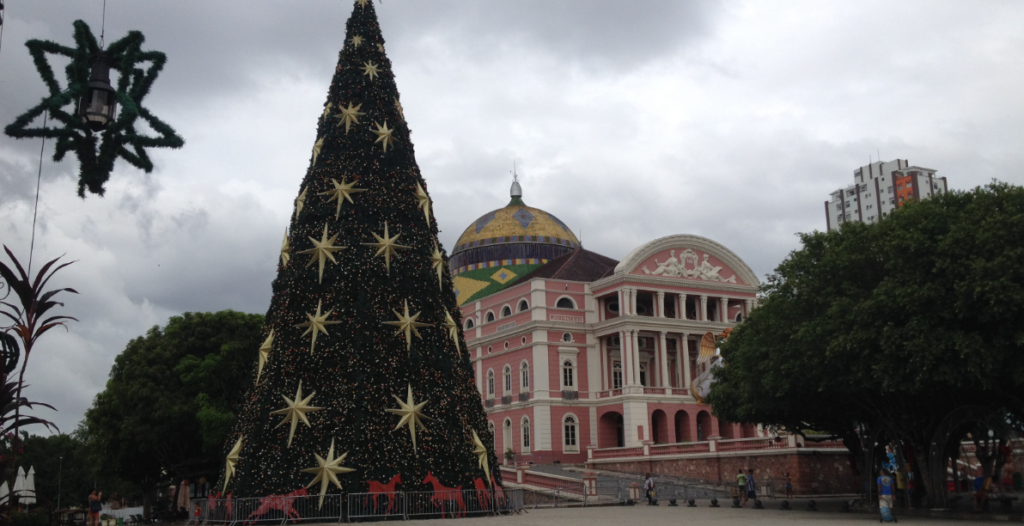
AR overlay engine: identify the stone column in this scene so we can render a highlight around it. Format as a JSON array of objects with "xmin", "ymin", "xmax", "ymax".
[
  {"xmin": 681, "ymin": 332, "xmax": 691, "ymax": 388},
  {"xmin": 621, "ymin": 330, "xmax": 633, "ymax": 386},
  {"xmin": 658, "ymin": 331, "xmax": 670, "ymax": 387},
  {"xmin": 618, "ymin": 288, "xmax": 626, "ymax": 316},
  {"xmin": 632, "ymin": 330, "xmax": 642, "ymax": 386},
  {"xmin": 679, "ymin": 293, "xmax": 687, "ymax": 319},
  {"xmin": 721, "ymin": 297, "xmax": 729, "ymax": 323},
  {"xmin": 700, "ymin": 295, "xmax": 708, "ymax": 321},
  {"xmin": 656, "ymin": 291, "xmax": 665, "ymax": 318},
  {"xmin": 630, "ymin": 288, "xmax": 638, "ymax": 316},
  {"xmin": 745, "ymin": 299, "xmax": 753, "ymax": 318}
]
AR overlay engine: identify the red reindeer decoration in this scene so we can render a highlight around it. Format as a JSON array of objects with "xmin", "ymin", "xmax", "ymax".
[
  {"xmin": 366, "ymin": 474, "xmax": 402, "ymax": 514},
  {"xmin": 491, "ymin": 475, "xmax": 505, "ymax": 507},
  {"xmin": 473, "ymin": 478, "xmax": 491, "ymax": 510},
  {"xmin": 422, "ymin": 472, "xmax": 465, "ymax": 518},
  {"xmin": 245, "ymin": 487, "xmax": 308, "ymax": 525}
]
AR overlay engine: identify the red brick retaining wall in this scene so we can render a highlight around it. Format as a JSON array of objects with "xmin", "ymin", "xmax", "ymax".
[{"xmin": 589, "ymin": 449, "xmax": 861, "ymax": 495}]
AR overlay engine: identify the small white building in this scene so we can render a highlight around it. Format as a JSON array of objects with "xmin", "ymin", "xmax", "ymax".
[{"xmin": 825, "ymin": 159, "xmax": 948, "ymax": 230}]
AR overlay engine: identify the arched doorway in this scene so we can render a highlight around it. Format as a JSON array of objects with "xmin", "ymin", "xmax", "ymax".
[
  {"xmin": 674, "ymin": 410, "xmax": 691, "ymax": 442},
  {"xmin": 599, "ymin": 412, "xmax": 625, "ymax": 448},
  {"xmin": 651, "ymin": 410, "xmax": 668, "ymax": 444},
  {"xmin": 696, "ymin": 411, "xmax": 711, "ymax": 441}
]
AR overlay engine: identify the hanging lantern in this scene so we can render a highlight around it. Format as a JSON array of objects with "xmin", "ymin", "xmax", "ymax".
[{"xmin": 79, "ymin": 51, "xmax": 117, "ymax": 131}]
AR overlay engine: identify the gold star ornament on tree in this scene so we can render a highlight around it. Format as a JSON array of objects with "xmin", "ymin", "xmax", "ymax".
[
  {"xmin": 312, "ymin": 137, "xmax": 324, "ymax": 165},
  {"xmin": 280, "ymin": 231, "xmax": 291, "ymax": 266},
  {"xmin": 361, "ymin": 221, "xmax": 409, "ymax": 274},
  {"xmin": 362, "ymin": 61, "xmax": 380, "ymax": 81},
  {"xmin": 386, "ymin": 384, "xmax": 431, "ymax": 454},
  {"xmin": 471, "ymin": 429, "xmax": 491, "ymax": 485},
  {"xmin": 356, "ymin": 0, "xmax": 370, "ymax": 7},
  {"xmin": 334, "ymin": 102, "xmax": 365, "ymax": 134},
  {"xmin": 321, "ymin": 102, "xmax": 333, "ymax": 120},
  {"xmin": 431, "ymin": 242, "xmax": 445, "ymax": 289},
  {"xmin": 271, "ymin": 381, "xmax": 323, "ymax": 447},
  {"xmin": 319, "ymin": 178, "xmax": 366, "ymax": 218},
  {"xmin": 223, "ymin": 436, "xmax": 244, "ymax": 493},
  {"xmin": 301, "ymin": 438, "xmax": 355, "ymax": 508},
  {"xmin": 383, "ymin": 299, "xmax": 430, "ymax": 353},
  {"xmin": 256, "ymin": 329, "xmax": 274, "ymax": 384},
  {"xmin": 295, "ymin": 300, "xmax": 341, "ymax": 353},
  {"xmin": 443, "ymin": 308, "xmax": 460, "ymax": 352},
  {"xmin": 415, "ymin": 182, "xmax": 431, "ymax": 225},
  {"xmin": 371, "ymin": 121, "xmax": 395, "ymax": 152},
  {"xmin": 295, "ymin": 187, "xmax": 307, "ymax": 219},
  {"xmin": 350, "ymin": 35, "xmax": 363, "ymax": 48},
  {"xmin": 298, "ymin": 223, "xmax": 345, "ymax": 283}
]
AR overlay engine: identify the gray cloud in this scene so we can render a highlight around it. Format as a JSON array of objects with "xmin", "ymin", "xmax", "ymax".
[{"xmin": 2, "ymin": 0, "xmax": 1023, "ymax": 434}]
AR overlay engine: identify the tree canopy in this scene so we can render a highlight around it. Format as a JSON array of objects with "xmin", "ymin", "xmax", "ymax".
[
  {"xmin": 708, "ymin": 182, "xmax": 1024, "ymax": 506},
  {"xmin": 84, "ymin": 310, "xmax": 263, "ymax": 504}
]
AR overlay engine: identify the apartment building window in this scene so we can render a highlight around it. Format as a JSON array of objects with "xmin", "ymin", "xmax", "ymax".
[
  {"xmin": 889, "ymin": 198, "xmax": 895, "ymax": 205},
  {"xmin": 866, "ymin": 204, "xmax": 873, "ymax": 210},
  {"xmin": 845, "ymin": 202, "xmax": 850, "ymax": 208},
  {"xmin": 888, "ymin": 188, "xmax": 893, "ymax": 193}
]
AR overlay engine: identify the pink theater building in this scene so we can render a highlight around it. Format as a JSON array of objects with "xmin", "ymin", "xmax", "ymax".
[{"xmin": 450, "ymin": 182, "xmax": 761, "ymax": 465}]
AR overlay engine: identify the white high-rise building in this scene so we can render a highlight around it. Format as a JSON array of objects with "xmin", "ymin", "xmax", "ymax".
[{"xmin": 825, "ymin": 159, "xmax": 949, "ymax": 231}]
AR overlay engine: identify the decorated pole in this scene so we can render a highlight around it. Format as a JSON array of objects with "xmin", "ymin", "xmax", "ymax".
[{"xmin": 219, "ymin": 0, "xmax": 499, "ymax": 506}]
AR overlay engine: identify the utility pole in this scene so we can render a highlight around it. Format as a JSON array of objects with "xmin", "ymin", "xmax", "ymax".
[{"xmin": 57, "ymin": 456, "xmax": 63, "ymax": 511}]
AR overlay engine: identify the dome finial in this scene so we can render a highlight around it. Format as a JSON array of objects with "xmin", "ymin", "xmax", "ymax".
[{"xmin": 510, "ymin": 160, "xmax": 522, "ymax": 199}]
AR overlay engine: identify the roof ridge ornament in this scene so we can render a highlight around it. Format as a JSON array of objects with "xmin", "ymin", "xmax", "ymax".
[{"xmin": 509, "ymin": 160, "xmax": 524, "ymax": 205}]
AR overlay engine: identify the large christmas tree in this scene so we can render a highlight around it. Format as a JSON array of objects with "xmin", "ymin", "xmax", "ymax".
[{"xmin": 218, "ymin": 0, "xmax": 499, "ymax": 504}]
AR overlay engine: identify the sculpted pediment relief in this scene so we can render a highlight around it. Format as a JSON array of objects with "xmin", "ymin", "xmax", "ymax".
[{"xmin": 636, "ymin": 248, "xmax": 738, "ymax": 284}]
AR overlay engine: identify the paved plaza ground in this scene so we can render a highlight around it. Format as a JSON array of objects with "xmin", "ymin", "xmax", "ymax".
[{"xmin": 395, "ymin": 503, "xmax": 1003, "ymax": 525}]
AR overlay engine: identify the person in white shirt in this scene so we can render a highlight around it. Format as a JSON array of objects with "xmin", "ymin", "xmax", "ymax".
[{"xmin": 643, "ymin": 473, "xmax": 656, "ymax": 505}]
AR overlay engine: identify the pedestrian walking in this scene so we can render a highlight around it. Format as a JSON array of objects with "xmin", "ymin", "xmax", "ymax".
[
  {"xmin": 744, "ymin": 469, "xmax": 756, "ymax": 506},
  {"xmin": 643, "ymin": 473, "xmax": 656, "ymax": 505},
  {"xmin": 736, "ymin": 469, "xmax": 746, "ymax": 504},
  {"xmin": 784, "ymin": 472, "xmax": 794, "ymax": 500},
  {"xmin": 878, "ymin": 469, "xmax": 896, "ymax": 522},
  {"xmin": 88, "ymin": 490, "xmax": 103, "ymax": 526}
]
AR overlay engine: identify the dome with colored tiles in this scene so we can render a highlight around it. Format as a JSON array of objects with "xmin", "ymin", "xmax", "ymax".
[{"xmin": 449, "ymin": 181, "xmax": 580, "ymax": 305}]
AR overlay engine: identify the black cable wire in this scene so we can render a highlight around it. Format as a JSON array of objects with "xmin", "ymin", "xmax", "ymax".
[{"xmin": 27, "ymin": 111, "xmax": 48, "ymax": 276}]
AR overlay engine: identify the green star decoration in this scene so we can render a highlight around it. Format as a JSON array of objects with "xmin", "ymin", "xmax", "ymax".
[{"xmin": 4, "ymin": 20, "xmax": 184, "ymax": 197}]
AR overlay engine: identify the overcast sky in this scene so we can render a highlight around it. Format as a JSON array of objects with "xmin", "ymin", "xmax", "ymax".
[{"xmin": 1, "ymin": 0, "xmax": 1023, "ymax": 434}]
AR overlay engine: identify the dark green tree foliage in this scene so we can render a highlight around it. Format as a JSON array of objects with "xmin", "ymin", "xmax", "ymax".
[
  {"xmin": 85, "ymin": 311, "xmax": 263, "ymax": 506},
  {"xmin": 19, "ymin": 431, "xmax": 134, "ymax": 509},
  {"xmin": 221, "ymin": 1, "xmax": 498, "ymax": 499},
  {"xmin": 4, "ymin": 20, "xmax": 184, "ymax": 197},
  {"xmin": 708, "ymin": 182, "xmax": 1024, "ymax": 505}
]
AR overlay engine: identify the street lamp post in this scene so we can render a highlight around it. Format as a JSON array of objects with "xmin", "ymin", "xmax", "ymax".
[{"xmin": 57, "ymin": 456, "xmax": 63, "ymax": 511}]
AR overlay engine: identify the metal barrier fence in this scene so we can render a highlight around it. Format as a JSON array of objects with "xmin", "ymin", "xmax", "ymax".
[
  {"xmin": 187, "ymin": 489, "xmax": 522, "ymax": 523},
  {"xmin": 347, "ymin": 489, "xmax": 522, "ymax": 521},
  {"xmin": 189, "ymin": 494, "xmax": 347, "ymax": 525}
]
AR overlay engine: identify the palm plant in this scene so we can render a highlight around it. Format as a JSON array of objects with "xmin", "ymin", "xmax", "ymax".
[{"xmin": 0, "ymin": 246, "xmax": 75, "ymax": 437}]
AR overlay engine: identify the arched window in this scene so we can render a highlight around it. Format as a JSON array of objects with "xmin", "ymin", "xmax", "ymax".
[
  {"xmin": 735, "ymin": 312, "xmax": 743, "ymax": 322},
  {"xmin": 522, "ymin": 417, "xmax": 531, "ymax": 453},
  {"xmin": 639, "ymin": 363, "xmax": 647, "ymax": 387},
  {"xmin": 521, "ymin": 362, "xmax": 530, "ymax": 389},
  {"xmin": 562, "ymin": 360, "xmax": 575, "ymax": 388},
  {"xmin": 503, "ymin": 365, "xmax": 512, "ymax": 393},
  {"xmin": 465, "ymin": 318, "xmax": 475, "ymax": 329},
  {"xmin": 487, "ymin": 370, "xmax": 495, "ymax": 396},
  {"xmin": 503, "ymin": 419, "xmax": 513, "ymax": 458},
  {"xmin": 556, "ymin": 297, "xmax": 575, "ymax": 309},
  {"xmin": 518, "ymin": 300, "xmax": 529, "ymax": 312},
  {"xmin": 612, "ymin": 361, "xmax": 623, "ymax": 389},
  {"xmin": 563, "ymin": 415, "xmax": 578, "ymax": 451},
  {"xmin": 485, "ymin": 311, "xmax": 495, "ymax": 323},
  {"xmin": 501, "ymin": 306, "xmax": 512, "ymax": 318}
]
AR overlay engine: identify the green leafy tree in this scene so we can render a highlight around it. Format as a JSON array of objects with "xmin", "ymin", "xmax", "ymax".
[
  {"xmin": 219, "ymin": 0, "xmax": 498, "ymax": 503},
  {"xmin": 19, "ymin": 430, "xmax": 133, "ymax": 509},
  {"xmin": 84, "ymin": 310, "xmax": 263, "ymax": 515},
  {"xmin": 709, "ymin": 182, "xmax": 1024, "ymax": 508}
]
